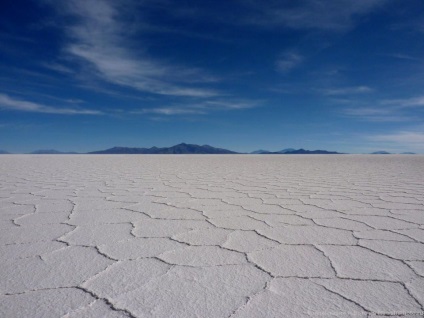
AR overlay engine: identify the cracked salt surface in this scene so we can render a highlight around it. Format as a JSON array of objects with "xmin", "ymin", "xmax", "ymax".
[{"xmin": 0, "ymin": 155, "xmax": 424, "ymax": 317}]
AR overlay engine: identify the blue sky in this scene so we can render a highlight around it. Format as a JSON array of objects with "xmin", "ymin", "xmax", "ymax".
[{"xmin": 1, "ymin": 0, "xmax": 424, "ymax": 153}]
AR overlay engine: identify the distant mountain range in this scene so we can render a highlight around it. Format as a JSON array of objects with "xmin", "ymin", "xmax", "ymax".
[
  {"xmin": 29, "ymin": 149, "xmax": 79, "ymax": 154},
  {"xmin": 251, "ymin": 148, "xmax": 297, "ymax": 154},
  {"xmin": 250, "ymin": 149, "xmax": 269, "ymax": 154},
  {"xmin": 370, "ymin": 151, "xmax": 416, "ymax": 155},
  {"xmin": 0, "ymin": 144, "xmax": 419, "ymax": 155},
  {"xmin": 89, "ymin": 143, "xmax": 237, "ymax": 154},
  {"xmin": 252, "ymin": 148, "xmax": 341, "ymax": 154},
  {"xmin": 278, "ymin": 148, "xmax": 297, "ymax": 153},
  {"xmin": 370, "ymin": 151, "xmax": 391, "ymax": 154},
  {"xmin": 91, "ymin": 145, "xmax": 342, "ymax": 155}
]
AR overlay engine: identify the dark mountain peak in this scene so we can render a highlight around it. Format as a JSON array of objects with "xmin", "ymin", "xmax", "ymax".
[
  {"xmin": 90, "ymin": 146, "xmax": 150, "ymax": 154},
  {"xmin": 89, "ymin": 143, "xmax": 237, "ymax": 154},
  {"xmin": 30, "ymin": 149, "xmax": 59, "ymax": 154},
  {"xmin": 251, "ymin": 149, "xmax": 269, "ymax": 154},
  {"xmin": 0, "ymin": 150, "xmax": 10, "ymax": 154},
  {"xmin": 277, "ymin": 148, "xmax": 296, "ymax": 153},
  {"xmin": 30, "ymin": 149, "xmax": 78, "ymax": 154},
  {"xmin": 252, "ymin": 148, "xmax": 342, "ymax": 154},
  {"xmin": 284, "ymin": 149, "xmax": 341, "ymax": 154},
  {"xmin": 371, "ymin": 151, "xmax": 391, "ymax": 154}
]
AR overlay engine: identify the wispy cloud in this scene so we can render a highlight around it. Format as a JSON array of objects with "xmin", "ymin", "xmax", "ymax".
[
  {"xmin": 41, "ymin": 62, "xmax": 75, "ymax": 74},
  {"xmin": 202, "ymin": 100, "xmax": 260, "ymax": 110},
  {"xmin": 241, "ymin": 0, "xmax": 388, "ymax": 31},
  {"xmin": 342, "ymin": 95, "xmax": 424, "ymax": 122},
  {"xmin": 385, "ymin": 53, "xmax": 421, "ymax": 62},
  {"xmin": 50, "ymin": 0, "xmax": 219, "ymax": 98},
  {"xmin": 343, "ymin": 108, "xmax": 414, "ymax": 122},
  {"xmin": 368, "ymin": 130, "xmax": 424, "ymax": 152},
  {"xmin": 371, "ymin": 131, "xmax": 424, "ymax": 144},
  {"xmin": 0, "ymin": 93, "xmax": 101, "ymax": 115},
  {"xmin": 321, "ymin": 86, "xmax": 373, "ymax": 96},
  {"xmin": 135, "ymin": 107, "xmax": 206, "ymax": 116},
  {"xmin": 133, "ymin": 99, "xmax": 260, "ymax": 116},
  {"xmin": 382, "ymin": 96, "xmax": 424, "ymax": 108},
  {"xmin": 276, "ymin": 52, "xmax": 303, "ymax": 73},
  {"xmin": 390, "ymin": 16, "xmax": 424, "ymax": 34}
]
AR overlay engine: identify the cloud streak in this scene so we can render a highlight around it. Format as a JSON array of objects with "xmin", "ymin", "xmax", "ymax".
[
  {"xmin": 371, "ymin": 131, "xmax": 424, "ymax": 144},
  {"xmin": 53, "ymin": 0, "xmax": 219, "ymax": 98},
  {"xmin": 157, "ymin": 0, "xmax": 389, "ymax": 33},
  {"xmin": 276, "ymin": 52, "xmax": 303, "ymax": 73},
  {"xmin": 237, "ymin": 0, "xmax": 387, "ymax": 31},
  {"xmin": 321, "ymin": 86, "xmax": 373, "ymax": 96},
  {"xmin": 241, "ymin": 0, "xmax": 388, "ymax": 31},
  {"xmin": 342, "ymin": 95, "xmax": 424, "ymax": 122},
  {"xmin": 0, "ymin": 93, "xmax": 101, "ymax": 115},
  {"xmin": 368, "ymin": 130, "xmax": 424, "ymax": 152},
  {"xmin": 133, "ymin": 99, "xmax": 260, "ymax": 116},
  {"xmin": 382, "ymin": 96, "xmax": 424, "ymax": 108}
]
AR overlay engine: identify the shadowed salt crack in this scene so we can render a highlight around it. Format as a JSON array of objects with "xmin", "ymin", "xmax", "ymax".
[
  {"xmin": 74, "ymin": 286, "xmax": 137, "ymax": 318},
  {"xmin": 312, "ymin": 281, "xmax": 370, "ymax": 313},
  {"xmin": 3, "ymin": 286, "xmax": 136, "ymax": 317},
  {"xmin": 228, "ymin": 280, "xmax": 272, "ymax": 318}
]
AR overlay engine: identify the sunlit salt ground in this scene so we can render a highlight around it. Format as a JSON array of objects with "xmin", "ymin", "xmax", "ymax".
[{"xmin": 1, "ymin": 155, "xmax": 424, "ymax": 317}]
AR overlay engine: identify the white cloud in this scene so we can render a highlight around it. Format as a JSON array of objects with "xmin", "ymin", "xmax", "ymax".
[
  {"xmin": 276, "ymin": 52, "xmax": 303, "ymax": 73},
  {"xmin": 382, "ymin": 96, "xmax": 424, "ymax": 108},
  {"xmin": 371, "ymin": 131, "xmax": 424, "ymax": 144},
  {"xmin": 341, "ymin": 95, "xmax": 424, "ymax": 122},
  {"xmin": 53, "ymin": 0, "xmax": 219, "ymax": 98},
  {"xmin": 387, "ymin": 53, "xmax": 421, "ymax": 61},
  {"xmin": 202, "ymin": 100, "xmax": 259, "ymax": 110},
  {"xmin": 134, "ymin": 99, "xmax": 260, "ymax": 116},
  {"xmin": 368, "ymin": 131, "xmax": 424, "ymax": 152},
  {"xmin": 41, "ymin": 62, "xmax": 75, "ymax": 74},
  {"xmin": 0, "ymin": 93, "xmax": 101, "ymax": 115},
  {"xmin": 163, "ymin": 0, "xmax": 388, "ymax": 32},
  {"xmin": 241, "ymin": 0, "xmax": 388, "ymax": 31},
  {"xmin": 135, "ymin": 107, "xmax": 206, "ymax": 115},
  {"xmin": 322, "ymin": 86, "xmax": 373, "ymax": 96},
  {"xmin": 344, "ymin": 107, "xmax": 390, "ymax": 116}
]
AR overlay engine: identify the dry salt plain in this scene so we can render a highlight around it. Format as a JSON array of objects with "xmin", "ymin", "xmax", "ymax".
[{"xmin": 1, "ymin": 155, "xmax": 424, "ymax": 318}]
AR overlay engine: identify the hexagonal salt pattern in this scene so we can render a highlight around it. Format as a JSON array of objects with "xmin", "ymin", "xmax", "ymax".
[{"xmin": 1, "ymin": 154, "xmax": 424, "ymax": 317}]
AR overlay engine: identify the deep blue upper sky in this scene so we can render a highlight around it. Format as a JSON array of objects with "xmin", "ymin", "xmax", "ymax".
[{"xmin": 1, "ymin": 0, "xmax": 424, "ymax": 153}]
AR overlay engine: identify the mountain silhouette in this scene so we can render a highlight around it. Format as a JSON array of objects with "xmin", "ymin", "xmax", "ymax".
[
  {"xmin": 29, "ymin": 149, "xmax": 79, "ymax": 154},
  {"xmin": 89, "ymin": 143, "xmax": 238, "ymax": 154},
  {"xmin": 370, "ymin": 151, "xmax": 391, "ymax": 154},
  {"xmin": 252, "ymin": 148, "xmax": 341, "ymax": 154}
]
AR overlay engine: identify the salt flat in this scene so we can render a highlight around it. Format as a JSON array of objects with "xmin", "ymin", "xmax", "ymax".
[{"xmin": 0, "ymin": 155, "xmax": 423, "ymax": 317}]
